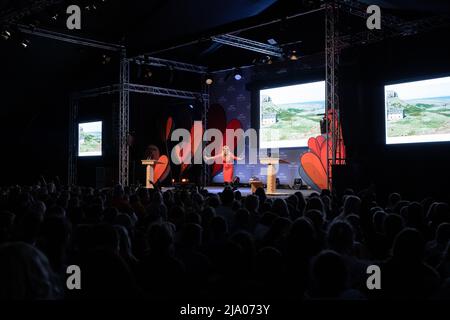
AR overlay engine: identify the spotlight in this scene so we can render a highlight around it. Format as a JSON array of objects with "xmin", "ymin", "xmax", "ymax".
[
  {"xmin": 205, "ymin": 75, "xmax": 213, "ymax": 85},
  {"xmin": 20, "ymin": 39, "xmax": 30, "ymax": 48},
  {"xmin": 288, "ymin": 50, "xmax": 299, "ymax": 61},
  {"xmin": 101, "ymin": 54, "xmax": 111, "ymax": 64},
  {"xmin": 189, "ymin": 104, "xmax": 194, "ymax": 109},
  {"xmin": 262, "ymin": 55, "xmax": 273, "ymax": 65},
  {"xmin": 233, "ymin": 68, "xmax": 242, "ymax": 81},
  {"xmin": 1, "ymin": 29, "xmax": 11, "ymax": 40},
  {"xmin": 143, "ymin": 68, "xmax": 152, "ymax": 78}
]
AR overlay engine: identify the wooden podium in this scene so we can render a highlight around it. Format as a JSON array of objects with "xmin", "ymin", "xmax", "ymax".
[
  {"xmin": 260, "ymin": 157, "xmax": 279, "ymax": 194},
  {"xmin": 141, "ymin": 159, "xmax": 161, "ymax": 189}
]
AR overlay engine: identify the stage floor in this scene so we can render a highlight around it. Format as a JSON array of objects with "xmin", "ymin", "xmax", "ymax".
[{"xmin": 161, "ymin": 186, "xmax": 315, "ymax": 199}]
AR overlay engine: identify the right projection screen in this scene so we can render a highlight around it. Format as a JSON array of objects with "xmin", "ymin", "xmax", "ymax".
[{"xmin": 385, "ymin": 76, "xmax": 450, "ymax": 144}]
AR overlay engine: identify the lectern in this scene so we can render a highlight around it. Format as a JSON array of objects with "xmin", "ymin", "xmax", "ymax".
[
  {"xmin": 141, "ymin": 159, "xmax": 161, "ymax": 189},
  {"xmin": 259, "ymin": 157, "xmax": 279, "ymax": 194}
]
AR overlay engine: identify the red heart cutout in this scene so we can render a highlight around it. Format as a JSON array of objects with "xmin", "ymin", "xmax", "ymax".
[
  {"xmin": 165, "ymin": 117, "xmax": 173, "ymax": 141},
  {"xmin": 154, "ymin": 155, "xmax": 170, "ymax": 183},
  {"xmin": 320, "ymin": 138, "xmax": 329, "ymax": 173},
  {"xmin": 300, "ymin": 152, "xmax": 327, "ymax": 190},
  {"xmin": 308, "ymin": 137, "xmax": 321, "ymax": 157},
  {"xmin": 317, "ymin": 135, "xmax": 326, "ymax": 148}
]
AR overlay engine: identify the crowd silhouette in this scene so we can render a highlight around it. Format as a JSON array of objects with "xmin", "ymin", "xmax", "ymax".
[{"xmin": 0, "ymin": 179, "xmax": 450, "ymax": 300}]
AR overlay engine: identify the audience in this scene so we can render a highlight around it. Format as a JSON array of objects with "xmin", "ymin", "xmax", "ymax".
[{"xmin": 0, "ymin": 180, "xmax": 449, "ymax": 300}]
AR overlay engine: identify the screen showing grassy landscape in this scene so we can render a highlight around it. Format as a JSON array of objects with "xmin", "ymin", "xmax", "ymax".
[
  {"xmin": 385, "ymin": 76, "xmax": 450, "ymax": 144},
  {"xmin": 259, "ymin": 81, "xmax": 325, "ymax": 149},
  {"xmin": 78, "ymin": 121, "xmax": 102, "ymax": 156}
]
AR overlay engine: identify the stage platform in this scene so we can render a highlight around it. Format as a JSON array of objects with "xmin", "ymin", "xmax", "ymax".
[{"xmin": 161, "ymin": 185, "xmax": 316, "ymax": 199}]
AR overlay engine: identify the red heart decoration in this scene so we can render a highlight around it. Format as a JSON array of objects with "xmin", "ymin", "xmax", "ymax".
[
  {"xmin": 308, "ymin": 137, "xmax": 321, "ymax": 157},
  {"xmin": 165, "ymin": 117, "xmax": 173, "ymax": 141},
  {"xmin": 300, "ymin": 152, "xmax": 327, "ymax": 190},
  {"xmin": 154, "ymin": 155, "xmax": 170, "ymax": 183},
  {"xmin": 317, "ymin": 135, "xmax": 326, "ymax": 148}
]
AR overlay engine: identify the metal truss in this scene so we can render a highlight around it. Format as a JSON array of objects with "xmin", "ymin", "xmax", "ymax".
[
  {"xmin": 73, "ymin": 85, "xmax": 121, "ymax": 99},
  {"xmin": 201, "ymin": 84, "xmax": 210, "ymax": 188},
  {"xmin": 0, "ymin": 0, "xmax": 62, "ymax": 24},
  {"xmin": 131, "ymin": 56, "xmax": 207, "ymax": 74},
  {"xmin": 337, "ymin": 14, "xmax": 450, "ymax": 50},
  {"xmin": 127, "ymin": 83, "xmax": 207, "ymax": 100},
  {"xmin": 16, "ymin": 24, "xmax": 124, "ymax": 51},
  {"xmin": 339, "ymin": 0, "xmax": 405, "ymax": 30},
  {"xmin": 118, "ymin": 51, "xmax": 130, "ymax": 186},
  {"xmin": 68, "ymin": 97, "xmax": 78, "ymax": 185},
  {"xmin": 211, "ymin": 34, "xmax": 284, "ymax": 57},
  {"xmin": 325, "ymin": 1, "xmax": 344, "ymax": 190}
]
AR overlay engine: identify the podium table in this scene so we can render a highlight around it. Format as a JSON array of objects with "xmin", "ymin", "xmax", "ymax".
[
  {"xmin": 141, "ymin": 159, "xmax": 161, "ymax": 188},
  {"xmin": 260, "ymin": 157, "xmax": 279, "ymax": 194}
]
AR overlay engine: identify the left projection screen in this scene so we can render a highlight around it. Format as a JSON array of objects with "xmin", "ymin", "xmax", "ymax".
[{"xmin": 78, "ymin": 121, "xmax": 102, "ymax": 156}]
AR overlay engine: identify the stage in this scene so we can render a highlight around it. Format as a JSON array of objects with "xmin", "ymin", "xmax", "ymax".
[{"xmin": 161, "ymin": 185, "xmax": 316, "ymax": 199}]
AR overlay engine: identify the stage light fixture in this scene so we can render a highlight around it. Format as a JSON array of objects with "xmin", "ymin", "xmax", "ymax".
[
  {"xmin": 20, "ymin": 39, "xmax": 30, "ymax": 48},
  {"xmin": 288, "ymin": 50, "xmax": 299, "ymax": 61},
  {"xmin": 101, "ymin": 54, "xmax": 111, "ymax": 64},
  {"xmin": 233, "ymin": 68, "xmax": 242, "ymax": 81},
  {"xmin": 262, "ymin": 55, "xmax": 273, "ymax": 65},
  {"xmin": 1, "ymin": 29, "xmax": 11, "ymax": 40},
  {"xmin": 205, "ymin": 75, "xmax": 213, "ymax": 85},
  {"xmin": 143, "ymin": 68, "xmax": 152, "ymax": 78}
]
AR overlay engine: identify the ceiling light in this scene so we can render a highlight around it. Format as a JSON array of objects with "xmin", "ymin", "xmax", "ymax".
[
  {"xmin": 233, "ymin": 68, "xmax": 242, "ymax": 81},
  {"xmin": 144, "ymin": 68, "xmax": 152, "ymax": 78},
  {"xmin": 20, "ymin": 39, "xmax": 30, "ymax": 48},
  {"xmin": 289, "ymin": 50, "xmax": 299, "ymax": 61},
  {"xmin": 1, "ymin": 29, "xmax": 11, "ymax": 40},
  {"xmin": 262, "ymin": 55, "xmax": 273, "ymax": 65},
  {"xmin": 205, "ymin": 74, "xmax": 213, "ymax": 85},
  {"xmin": 101, "ymin": 54, "xmax": 111, "ymax": 64}
]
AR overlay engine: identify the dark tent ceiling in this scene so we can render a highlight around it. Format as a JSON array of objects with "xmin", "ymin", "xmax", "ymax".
[{"xmin": 2, "ymin": 0, "xmax": 450, "ymax": 68}]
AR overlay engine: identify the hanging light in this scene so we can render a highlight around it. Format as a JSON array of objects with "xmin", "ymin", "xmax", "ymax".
[
  {"xmin": 205, "ymin": 74, "xmax": 213, "ymax": 85},
  {"xmin": 20, "ymin": 39, "xmax": 30, "ymax": 48},
  {"xmin": 233, "ymin": 68, "xmax": 242, "ymax": 81},
  {"xmin": 288, "ymin": 50, "xmax": 299, "ymax": 61},
  {"xmin": 1, "ymin": 29, "xmax": 11, "ymax": 40}
]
